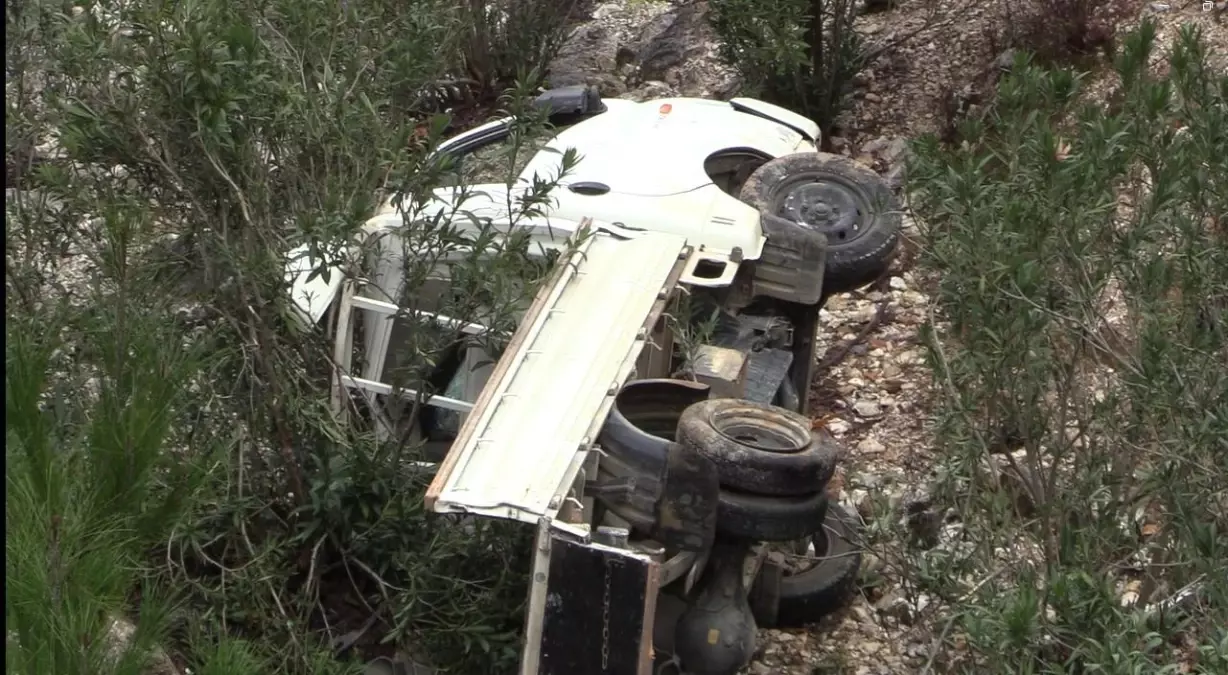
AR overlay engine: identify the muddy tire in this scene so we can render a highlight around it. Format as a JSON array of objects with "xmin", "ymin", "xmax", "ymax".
[
  {"xmin": 675, "ymin": 398, "xmax": 837, "ymax": 497},
  {"xmin": 594, "ymin": 379, "xmax": 712, "ymax": 530},
  {"xmin": 715, "ymin": 488, "xmax": 828, "ymax": 542},
  {"xmin": 760, "ymin": 503, "xmax": 863, "ymax": 628},
  {"xmin": 740, "ymin": 152, "xmax": 901, "ymax": 294}
]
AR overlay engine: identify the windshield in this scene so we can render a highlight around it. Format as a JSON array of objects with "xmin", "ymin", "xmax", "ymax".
[{"xmin": 437, "ymin": 120, "xmax": 560, "ymax": 188}]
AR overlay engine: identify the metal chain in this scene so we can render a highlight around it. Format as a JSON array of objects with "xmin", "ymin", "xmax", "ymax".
[{"xmin": 601, "ymin": 557, "xmax": 613, "ymax": 670}]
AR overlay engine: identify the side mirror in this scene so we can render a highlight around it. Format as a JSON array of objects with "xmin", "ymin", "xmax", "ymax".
[{"xmin": 532, "ymin": 84, "xmax": 607, "ymax": 122}]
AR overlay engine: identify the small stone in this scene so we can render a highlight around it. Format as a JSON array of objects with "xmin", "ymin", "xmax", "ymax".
[
  {"xmin": 1148, "ymin": 2, "xmax": 1170, "ymax": 10},
  {"xmin": 853, "ymin": 472, "xmax": 883, "ymax": 489},
  {"xmin": 751, "ymin": 661, "xmax": 772, "ymax": 675},
  {"xmin": 889, "ymin": 276, "xmax": 907, "ymax": 291},
  {"xmin": 861, "ymin": 551, "xmax": 885, "ymax": 576},
  {"xmin": 852, "ymin": 604, "xmax": 874, "ymax": 623},
  {"xmin": 106, "ymin": 615, "xmax": 179, "ymax": 674},
  {"xmin": 875, "ymin": 590, "xmax": 916, "ymax": 624},
  {"xmin": 862, "ymin": 136, "xmax": 889, "ymax": 155},
  {"xmin": 626, "ymin": 80, "xmax": 675, "ymax": 101},
  {"xmin": 853, "ymin": 400, "xmax": 883, "ymax": 418},
  {"xmin": 858, "ymin": 436, "xmax": 886, "ymax": 454},
  {"xmin": 882, "ymin": 138, "xmax": 908, "ymax": 163},
  {"xmin": 827, "ymin": 418, "xmax": 851, "ymax": 435},
  {"xmin": 864, "ymin": 92, "xmax": 882, "ymax": 103}
]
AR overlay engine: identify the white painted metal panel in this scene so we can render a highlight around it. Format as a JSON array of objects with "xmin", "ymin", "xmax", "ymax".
[
  {"xmin": 285, "ymin": 244, "xmax": 346, "ymax": 327},
  {"xmin": 429, "ymin": 231, "xmax": 688, "ymax": 523}
]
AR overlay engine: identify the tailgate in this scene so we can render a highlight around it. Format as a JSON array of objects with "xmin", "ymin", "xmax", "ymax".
[{"xmin": 425, "ymin": 229, "xmax": 690, "ymax": 523}]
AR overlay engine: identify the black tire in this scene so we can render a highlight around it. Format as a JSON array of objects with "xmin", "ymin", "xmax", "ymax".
[
  {"xmin": 594, "ymin": 451, "xmax": 660, "ymax": 532},
  {"xmin": 594, "ymin": 379, "xmax": 711, "ymax": 532},
  {"xmin": 739, "ymin": 152, "xmax": 901, "ymax": 294},
  {"xmin": 769, "ymin": 503, "xmax": 863, "ymax": 628},
  {"xmin": 601, "ymin": 379, "xmax": 710, "ymax": 465},
  {"xmin": 675, "ymin": 398, "xmax": 837, "ymax": 497},
  {"xmin": 715, "ymin": 488, "xmax": 828, "ymax": 542}
]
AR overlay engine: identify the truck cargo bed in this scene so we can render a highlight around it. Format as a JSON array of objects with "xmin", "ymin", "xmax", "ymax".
[{"xmin": 426, "ymin": 229, "xmax": 690, "ymax": 524}]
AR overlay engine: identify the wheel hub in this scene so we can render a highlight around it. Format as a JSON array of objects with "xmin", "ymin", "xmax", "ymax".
[
  {"xmin": 727, "ymin": 425, "xmax": 796, "ymax": 452},
  {"xmin": 709, "ymin": 405, "xmax": 811, "ymax": 455},
  {"xmin": 777, "ymin": 179, "xmax": 864, "ymax": 242}
]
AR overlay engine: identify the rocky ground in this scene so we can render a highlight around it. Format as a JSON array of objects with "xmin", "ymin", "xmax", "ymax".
[{"xmin": 546, "ymin": 0, "xmax": 1228, "ymax": 672}]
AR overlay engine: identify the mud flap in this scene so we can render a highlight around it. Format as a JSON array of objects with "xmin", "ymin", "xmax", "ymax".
[
  {"xmin": 652, "ymin": 442, "xmax": 720, "ymax": 553},
  {"xmin": 750, "ymin": 212, "xmax": 827, "ymax": 306},
  {"xmin": 533, "ymin": 530, "xmax": 660, "ymax": 675}
]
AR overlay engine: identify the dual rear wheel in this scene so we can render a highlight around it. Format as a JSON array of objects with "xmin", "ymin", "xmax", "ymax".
[{"xmin": 675, "ymin": 398, "xmax": 861, "ymax": 629}]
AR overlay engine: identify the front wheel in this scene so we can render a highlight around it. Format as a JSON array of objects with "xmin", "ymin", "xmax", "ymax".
[{"xmin": 740, "ymin": 153, "xmax": 901, "ymax": 294}]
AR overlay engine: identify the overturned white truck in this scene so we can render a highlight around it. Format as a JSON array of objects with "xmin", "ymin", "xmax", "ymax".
[{"xmin": 288, "ymin": 87, "xmax": 901, "ymax": 675}]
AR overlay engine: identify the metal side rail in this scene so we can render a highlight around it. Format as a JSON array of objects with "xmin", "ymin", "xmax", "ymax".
[{"xmin": 425, "ymin": 229, "xmax": 691, "ymax": 524}]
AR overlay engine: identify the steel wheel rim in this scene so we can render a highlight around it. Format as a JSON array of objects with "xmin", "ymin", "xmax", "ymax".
[{"xmin": 773, "ymin": 173, "xmax": 872, "ymax": 245}]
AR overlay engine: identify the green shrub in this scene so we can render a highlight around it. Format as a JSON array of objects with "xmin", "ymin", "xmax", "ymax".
[
  {"xmin": 4, "ymin": 210, "xmax": 239, "ymax": 675},
  {"xmin": 909, "ymin": 20, "xmax": 1227, "ymax": 673},
  {"xmin": 6, "ymin": 0, "xmax": 574, "ymax": 671},
  {"xmin": 460, "ymin": 0, "xmax": 579, "ymax": 99},
  {"xmin": 709, "ymin": 0, "xmax": 865, "ymax": 143}
]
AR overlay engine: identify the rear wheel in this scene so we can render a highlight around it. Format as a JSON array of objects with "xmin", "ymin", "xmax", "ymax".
[
  {"xmin": 714, "ymin": 488, "xmax": 829, "ymax": 542},
  {"xmin": 750, "ymin": 502, "xmax": 863, "ymax": 628},
  {"xmin": 740, "ymin": 153, "xmax": 901, "ymax": 294},
  {"xmin": 675, "ymin": 398, "xmax": 837, "ymax": 497}
]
